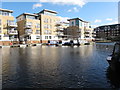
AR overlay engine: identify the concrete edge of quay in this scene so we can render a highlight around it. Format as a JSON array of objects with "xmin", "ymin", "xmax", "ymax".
[
  {"xmin": 0, "ymin": 42, "xmax": 95, "ymax": 48},
  {"xmin": 0, "ymin": 43, "xmax": 42, "ymax": 48}
]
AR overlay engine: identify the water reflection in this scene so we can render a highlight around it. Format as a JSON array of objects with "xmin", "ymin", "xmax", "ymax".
[{"xmin": 2, "ymin": 43, "xmax": 119, "ymax": 88}]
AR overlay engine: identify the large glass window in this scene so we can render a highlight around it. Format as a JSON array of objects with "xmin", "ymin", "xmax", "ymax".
[
  {"xmin": 2, "ymin": 11, "xmax": 10, "ymax": 16},
  {"xmin": 45, "ymin": 36, "xmax": 48, "ymax": 39},
  {"xmin": 0, "ymin": 11, "xmax": 11, "ymax": 16},
  {"xmin": 75, "ymin": 20, "xmax": 79, "ymax": 26},
  {"xmin": 26, "ymin": 15, "xmax": 35, "ymax": 19}
]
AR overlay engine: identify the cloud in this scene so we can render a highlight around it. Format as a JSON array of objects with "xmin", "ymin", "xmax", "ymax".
[
  {"xmin": 106, "ymin": 18, "xmax": 113, "ymax": 21},
  {"xmin": 103, "ymin": 21, "xmax": 118, "ymax": 25},
  {"xmin": 67, "ymin": 9, "xmax": 72, "ymax": 12},
  {"xmin": 39, "ymin": 0, "xmax": 86, "ymax": 7},
  {"xmin": 94, "ymin": 19, "xmax": 102, "ymax": 23},
  {"xmin": 91, "ymin": 25, "xmax": 99, "ymax": 28},
  {"xmin": 67, "ymin": 7, "xmax": 79, "ymax": 12},
  {"xmin": 73, "ymin": 7, "xmax": 79, "ymax": 12},
  {"xmin": 33, "ymin": 3, "xmax": 42, "ymax": 9},
  {"xmin": 58, "ymin": 16, "xmax": 70, "ymax": 22},
  {"xmin": 92, "ymin": 21, "xmax": 118, "ymax": 28}
]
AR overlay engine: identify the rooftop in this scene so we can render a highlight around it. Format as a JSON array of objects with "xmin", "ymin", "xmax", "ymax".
[
  {"xmin": 95, "ymin": 24, "xmax": 120, "ymax": 28},
  {"xmin": 0, "ymin": 8, "xmax": 13, "ymax": 13},
  {"xmin": 39, "ymin": 9, "xmax": 57, "ymax": 14},
  {"xmin": 16, "ymin": 13, "xmax": 38, "ymax": 18},
  {"xmin": 67, "ymin": 18, "xmax": 89, "ymax": 23}
]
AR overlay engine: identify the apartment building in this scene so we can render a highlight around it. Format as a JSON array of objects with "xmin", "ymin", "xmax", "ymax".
[
  {"xmin": 38, "ymin": 9, "xmax": 61, "ymax": 43},
  {"xmin": 94, "ymin": 24, "xmax": 120, "ymax": 40},
  {"xmin": 16, "ymin": 13, "xmax": 40, "ymax": 44},
  {"xmin": 67, "ymin": 18, "xmax": 93, "ymax": 41},
  {"xmin": 0, "ymin": 8, "xmax": 18, "ymax": 45},
  {"xmin": 56, "ymin": 22, "xmax": 69, "ymax": 40}
]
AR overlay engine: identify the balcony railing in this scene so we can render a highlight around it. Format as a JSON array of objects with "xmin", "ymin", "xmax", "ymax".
[
  {"xmin": 84, "ymin": 32, "xmax": 90, "ymax": 34},
  {"xmin": 57, "ymin": 33, "xmax": 64, "ymax": 36},
  {"xmin": 8, "ymin": 30, "xmax": 18, "ymax": 35},
  {"xmin": 36, "ymin": 32, "xmax": 40, "ymax": 34},
  {"xmin": 9, "ymin": 38, "xmax": 18, "ymax": 41},
  {"xmin": 85, "ymin": 34, "xmax": 90, "ymax": 37},
  {"xmin": 25, "ymin": 25, "xmax": 32, "ymax": 29},
  {"xmin": 7, "ymin": 23, "xmax": 17, "ymax": 27},
  {"xmin": 25, "ymin": 29, "xmax": 32, "ymax": 35}
]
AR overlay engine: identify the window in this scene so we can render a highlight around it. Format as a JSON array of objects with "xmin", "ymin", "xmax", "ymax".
[
  {"xmin": 26, "ymin": 22, "xmax": 32, "ymax": 25},
  {"xmin": 13, "ymin": 35, "xmax": 17, "ymax": 38},
  {"xmin": 72, "ymin": 21, "xmax": 74, "ymax": 26},
  {"xmin": 76, "ymin": 20, "xmax": 79, "ymax": 26},
  {"xmin": 0, "ymin": 35, "xmax": 1, "ymax": 40},
  {"xmin": 36, "ymin": 30, "xmax": 40, "ymax": 34},
  {"xmin": 44, "ymin": 30, "xmax": 51, "ymax": 34},
  {"xmin": 45, "ymin": 36, "xmax": 48, "ymax": 39},
  {"xmin": 2, "ymin": 11, "xmax": 10, "ymax": 16},
  {"xmin": 35, "ymin": 23, "xmax": 40, "ymax": 28},
  {"xmin": 7, "ymin": 20, "xmax": 14, "ymax": 25},
  {"xmin": 26, "ymin": 15, "xmax": 35, "ymax": 19},
  {"xmin": 44, "ymin": 18, "xmax": 49, "ymax": 23},
  {"xmin": 49, "ymin": 36, "xmax": 51, "ymax": 39},
  {"xmin": 36, "ymin": 36, "xmax": 40, "ymax": 39},
  {"xmin": 50, "ymin": 19, "xmax": 52, "ymax": 23}
]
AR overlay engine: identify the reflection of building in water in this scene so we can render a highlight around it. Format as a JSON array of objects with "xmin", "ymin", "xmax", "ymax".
[
  {"xmin": 106, "ymin": 67, "xmax": 120, "ymax": 88},
  {"xmin": 79, "ymin": 45, "xmax": 94, "ymax": 58}
]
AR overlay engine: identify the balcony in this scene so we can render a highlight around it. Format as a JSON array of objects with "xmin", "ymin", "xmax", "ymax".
[
  {"xmin": 25, "ymin": 29, "xmax": 32, "ymax": 35},
  {"xmin": 8, "ymin": 30, "xmax": 18, "ymax": 35},
  {"xmin": 36, "ymin": 32, "xmax": 40, "ymax": 34},
  {"xmin": 84, "ymin": 32, "xmax": 90, "ymax": 34},
  {"xmin": 24, "ymin": 25, "xmax": 32, "ymax": 29},
  {"xmin": 77, "ymin": 30, "xmax": 81, "ymax": 33},
  {"xmin": 57, "ymin": 33, "xmax": 64, "ymax": 36},
  {"xmin": 85, "ymin": 30, "xmax": 91, "ymax": 33},
  {"xmin": 85, "ymin": 34, "xmax": 90, "ymax": 37},
  {"xmin": 7, "ymin": 23, "xmax": 17, "ymax": 28}
]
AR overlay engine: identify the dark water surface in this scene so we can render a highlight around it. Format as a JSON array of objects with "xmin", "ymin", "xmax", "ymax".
[{"xmin": 2, "ymin": 43, "xmax": 120, "ymax": 88}]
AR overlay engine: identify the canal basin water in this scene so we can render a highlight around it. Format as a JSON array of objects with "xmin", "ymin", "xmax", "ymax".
[{"xmin": 2, "ymin": 43, "xmax": 120, "ymax": 88}]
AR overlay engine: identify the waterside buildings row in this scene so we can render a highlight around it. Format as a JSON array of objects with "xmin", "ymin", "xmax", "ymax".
[{"xmin": 0, "ymin": 8, "xmax": 94, "ymax": 45}]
